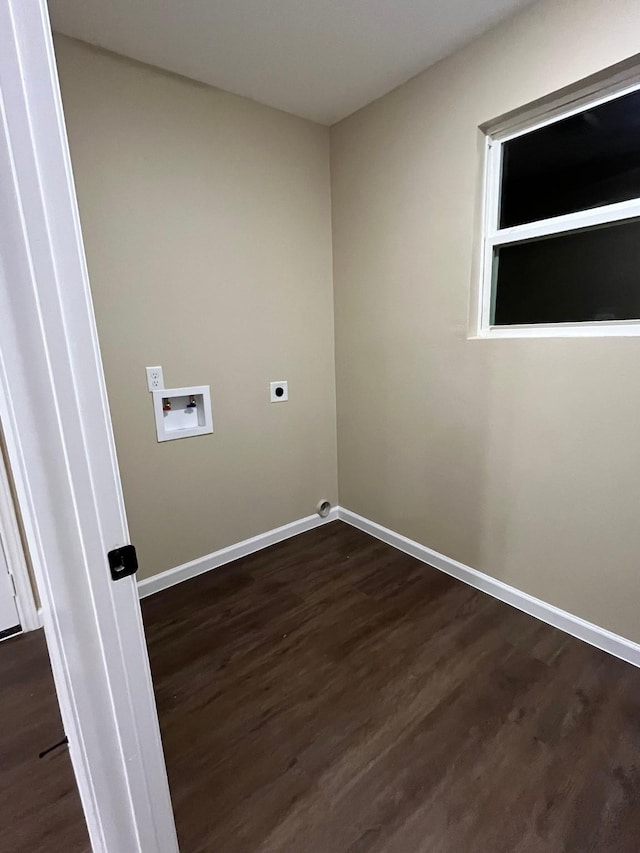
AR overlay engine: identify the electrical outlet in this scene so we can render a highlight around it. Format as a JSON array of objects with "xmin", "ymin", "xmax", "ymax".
[
  {"xmin": 270, "ymin": 381, "xmax": 288, "ymax": 402},
  {"xmin": 146, "ymin": 366, "xmax": 164, "ymax": 392}
]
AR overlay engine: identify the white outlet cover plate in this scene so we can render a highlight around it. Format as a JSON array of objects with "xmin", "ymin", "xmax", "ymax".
[
  {"xmin": 146, "ymin": 365, "xmax": 164, "ymax": 392},
  {"xmin": 270, "ymin": 380, "xmax": 288, "ymax": 402}
]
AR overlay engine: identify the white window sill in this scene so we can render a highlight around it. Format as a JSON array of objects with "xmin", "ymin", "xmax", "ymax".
[{"xmin": 469, "ymin": 321, "xmax": 640, "ymax": 339}]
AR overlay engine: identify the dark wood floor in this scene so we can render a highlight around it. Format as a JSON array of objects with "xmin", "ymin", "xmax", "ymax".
[
  {"xmin": 142, "ymin": 520, "xmax": 640, "ymax": 853},
  {"xmin": 0, "ymin": 630, "xmax": 89, "ymax": 853}
]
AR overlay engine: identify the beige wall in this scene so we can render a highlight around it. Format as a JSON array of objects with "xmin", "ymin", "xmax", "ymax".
[
  {"xmin": 57, "ymin": 0, "xmax": 640, "ymax": 641},
  {"xmin": 331, "ymin": 0, "xmax": 640, "ymax": 642},
  {"xmin": 55, "ymin": 36, "xmax": 337, "ymax": 580}
]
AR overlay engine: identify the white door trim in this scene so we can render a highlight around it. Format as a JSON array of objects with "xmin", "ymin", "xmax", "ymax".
[
  {"xmin": 0, "ymin": 436, "xmax": 40, "ymax": 632},
  {"xmin": 0, "ymin": 2, "xmax": 178, "ymax": 850}
]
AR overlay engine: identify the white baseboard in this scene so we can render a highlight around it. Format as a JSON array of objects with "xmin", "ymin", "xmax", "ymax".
[
  {"xmin": 137, "ymin": 508, "xmax": 339, "ymax": 599},
  {"xmin": 137, "ymin": 503, "xmax": 640, "ymax": 669},
  {"xmin": 338, "ymin": 507, "xmax": 640, "ymax": 669}
]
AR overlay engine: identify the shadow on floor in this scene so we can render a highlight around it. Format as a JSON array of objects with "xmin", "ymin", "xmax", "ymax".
[{"xmin": 0, "ymin": 630, "xmax": 89, "ymax": 853}]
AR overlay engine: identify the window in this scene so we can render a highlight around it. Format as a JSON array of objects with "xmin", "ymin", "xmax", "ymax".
[{"xmin": 477, "ymin": 78, "xmax": 640, "ymax": 337}]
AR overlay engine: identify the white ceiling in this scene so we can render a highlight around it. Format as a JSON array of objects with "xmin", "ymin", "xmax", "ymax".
[{"xmin": 49, "ymin": 0, "xmax": 534, "ymax": 125}]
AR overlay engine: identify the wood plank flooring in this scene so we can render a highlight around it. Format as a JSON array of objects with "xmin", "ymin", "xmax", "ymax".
[
  {"xmin": 0, "ymin": 630, "xmax": 89, "ymax": 853},
  {"xmin": 142, "ymin": 520, "xmax": 640, "ymax": 853}
]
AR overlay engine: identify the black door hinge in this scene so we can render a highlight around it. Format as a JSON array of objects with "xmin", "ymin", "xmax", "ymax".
[{"xmin": 108, "ymin": 544, "xmax": 139, "ymax": 581}]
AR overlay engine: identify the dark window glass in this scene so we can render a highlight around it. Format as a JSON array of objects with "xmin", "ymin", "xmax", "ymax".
[
  {"xmin": 493, "ymin": 219, "xmax": 640, "ymax": 325},
  {"xmin": 500, "ymin": 89, "xmax": 640, "ymax": 228}
]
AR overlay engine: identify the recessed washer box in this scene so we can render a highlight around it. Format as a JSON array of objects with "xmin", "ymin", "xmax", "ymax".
[{"xmin": 152, "ymin": 386, "xmax": 213, "ymax": 442}]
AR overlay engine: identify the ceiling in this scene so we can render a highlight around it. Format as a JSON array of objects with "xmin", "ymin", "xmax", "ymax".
[{"xmin": 48, "ymin": 0, "xmax": 534, "ymax": 125}]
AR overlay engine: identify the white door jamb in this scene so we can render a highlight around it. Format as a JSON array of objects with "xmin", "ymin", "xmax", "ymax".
[
  {"xmin": 0, "ymin": 2, "xmax": 179, "ymax": 850},
  {"xmin": 0, "ymin": 436, "xmax": 40, "ymax": 631}
]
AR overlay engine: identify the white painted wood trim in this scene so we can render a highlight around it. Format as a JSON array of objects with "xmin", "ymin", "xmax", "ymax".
[
  {"xmin": 0, "ymin": 2, "xmax": 178, "ymax": 850},
  {"xmin": 139, "ymin": 505, "xmax": 640, "ymax": 670},
  {"xmin": 475, "ymin": 67, "xmax": 640, "ymax": 341},
  {"xmin": 488, "ymin": 196, "xmax": 640, "ymax": 247},
  {"xmin": 490, "ymin": 71, "xmax": 640, "ymax": 143},
  {"xmin": 0, "ymin": 448, "xmax": 40, "ymax": 631},
  {"xmin": 338, "ymin": 508, "xmax": 640, "ymax": 669},
  {"xmin": 139, "ymin": 508, "xmax": 339, "ymax": 598},
  {"xmin": 472, "ymin": 320, "xmax": 640, "ymax": 339}
]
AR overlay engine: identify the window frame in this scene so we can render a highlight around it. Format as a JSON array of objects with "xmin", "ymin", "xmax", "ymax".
[{"xmin": 474, "ymin": 71, "xmax": 640, "ymax": 339}]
